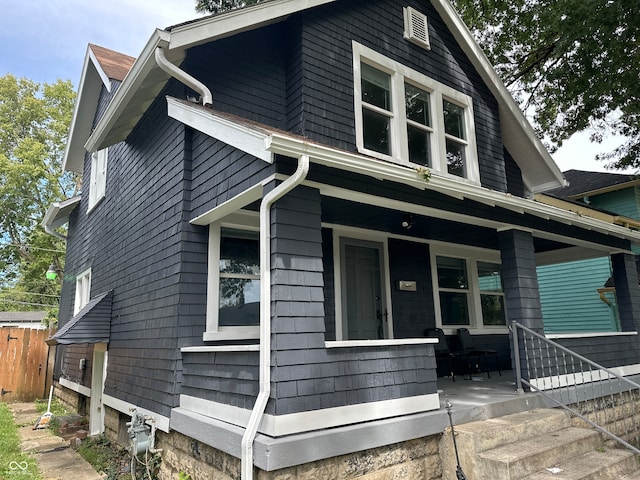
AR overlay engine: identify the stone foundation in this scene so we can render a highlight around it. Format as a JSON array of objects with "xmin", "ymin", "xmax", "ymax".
[
  {"xmin": 156, "ymin": 429, "xmax": 443, "ymax": 480},
  {"xmin": 54, "ymin": 380, "xmax": 86, "ymax": 413},
  {"xmin": 569, "ymin": 389, "xmax": 640, "ymax": 446}
]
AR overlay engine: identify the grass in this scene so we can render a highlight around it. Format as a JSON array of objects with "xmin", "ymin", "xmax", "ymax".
[
  {"xmin": 0, "ymin": 403, "xmax": 42, "ymax": 480},
  {"xmin": 34, "ymin": 396, "xmax": 71, "ymax": 417}
]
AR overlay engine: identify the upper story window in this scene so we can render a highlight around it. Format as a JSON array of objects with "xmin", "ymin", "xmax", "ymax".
[
  {"xmin": 205, "ymin": 220, "xmax": 260, "ymax": 341},
  {"xmin": 74, "ymin": 268, "xmax": 92, "ymax": 315},
  {"xmin": 353, "ymin": 42, "xmax": 479, "ymax": 183},
  {"xmin": 431, "ymin": 245, "xmax": 505, "ymax": 333},
  {"xmin": 88, "ymin": 148, "xmax": 108, "ymax": 211}
]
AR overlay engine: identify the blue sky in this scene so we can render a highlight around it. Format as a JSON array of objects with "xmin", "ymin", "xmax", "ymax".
[{"xmin": 0, "ymin": 0, "xmax": 625, "ymax": 174}]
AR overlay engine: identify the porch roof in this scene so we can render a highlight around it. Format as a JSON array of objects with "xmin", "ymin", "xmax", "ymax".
[
  {"xmin": 173, "ymin": 98, "xmax": 640, "ymax": 254},
  {"xmin": 45, "ymin": 291, "xmax": 112, "ymax": 346}
]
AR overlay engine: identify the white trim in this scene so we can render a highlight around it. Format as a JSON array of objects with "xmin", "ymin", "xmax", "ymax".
[
  {"xmin": 430, "ymin": 245, "xmax": 508, "ymax": 334},
  {"xmin": 102, "ymin": 393, "xmax": 171, "ymax": 433},
  {"xmin": 181, "ymin": 345, "xmax": 259, "ymax": 353},
  {"xmin": 191, "ymin": 184, "xmax": 264, "ymax": 226},
  {"xmin": 168, "ymin": 0, "xmax": 338, "ymax": 50},
  {"xmin": 333, "ymin": 231, "xmax": 393, "ymax": 341},
  {"xmin": 352, "ymin": 41, "xmax": 480, "ymax": 184},
  {"xmin": 59, "ymin": 377, "xmax": 92, "ymax": 397},
  {"xmin": 205, "ymin": 222, "xmax": 261, "ymax": 340},
  {"xmin": 180, "ymin": 392, "xmax": 440, "ymax": 437},
  {"xmin": 326, "ymin": 338, "xmax": 437, "ymax": 348},
  {"xmin": 546, "ymin": 331, "xmax": 638, "ymax": 340},
  {"xmin": 88, "ymin": 148, "xmax": 108, "ymax": 212},
  {"xmin": 89, "ymin": 343, "xmax": 107, "ymax": 435},
  {"xmin": 530, "ymin": 363, "xmax": 640, "ymax": 391},
  {"xmin": 166, "ymin": 98, "xmax": 272, "ymax": 163},
  {"xmin": 74, "ymin": 268, "xmax": 92, "ymax": 315}
]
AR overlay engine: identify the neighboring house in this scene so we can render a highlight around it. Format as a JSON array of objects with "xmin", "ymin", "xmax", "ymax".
[
  {"xmin": 536, "ymin": 170, "xmax": 640, "ymax": 334},
  {"xmin": 42, "ymin": 1, "xmax": 640, "ymax": 478}
]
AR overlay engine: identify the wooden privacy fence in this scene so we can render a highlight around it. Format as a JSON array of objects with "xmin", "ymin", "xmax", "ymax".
[{"xmin": 0, "ymin": 327, "xmax": 51, "ymax": 402}]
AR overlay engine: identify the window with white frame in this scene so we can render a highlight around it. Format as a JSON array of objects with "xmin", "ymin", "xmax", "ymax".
[
  {"xmin": 205, "ymin": 221, "xmax": 260, "ymax": 341},
  {"xmin": 432, "ymin": 246, "xmax": 506, "ymax": 331},
  {"xmin": 74, "ymin": 268, "xmax": 92, "ymax": 315},
  {"xmin": 353, "ymin": 41, "xmax": 479, "ymax": 183},
  {"xmin": 88, "ymin": 148, "xmax": 108, "ymax": 211}
]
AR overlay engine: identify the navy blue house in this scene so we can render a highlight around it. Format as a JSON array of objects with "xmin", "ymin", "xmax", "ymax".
[{"xmin": 43, "ymin": 0, "xmax": 640, "ymax": 478}]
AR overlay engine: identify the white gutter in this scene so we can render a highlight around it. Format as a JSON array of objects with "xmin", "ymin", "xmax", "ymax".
[
  {"xmin": 241, "ymin": 154, "xmax": 310, "ymax": 480},
  {"xmin": 154, "ymin": 47, "xmax": 213, "ymax": 107}
]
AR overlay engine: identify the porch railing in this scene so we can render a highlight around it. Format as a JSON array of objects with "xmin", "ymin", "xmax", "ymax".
[{"xmin": 511, "ymin": 321, "xmax": 640, "ymax": 455}]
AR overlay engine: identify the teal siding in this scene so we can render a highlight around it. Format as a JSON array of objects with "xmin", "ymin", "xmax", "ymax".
[
  {"xmin": 588, "ymin": 187, "xmax": 640, "ymax": 220},
  {"xmin": 538, "ymin": 257, "xmax": 619, "ymax": 333}
]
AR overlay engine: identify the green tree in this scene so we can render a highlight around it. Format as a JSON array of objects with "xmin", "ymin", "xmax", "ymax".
[
  {"xmin": 195, "ymin": 0, "xmax": 263, "ymax": 14},
  {"xmin": 451, "ymin": 0, "xmax": 639, "ymax": 170},
  {"xmin": 0, "ymin": 74, "xmax": 77, "ymax": 312}
]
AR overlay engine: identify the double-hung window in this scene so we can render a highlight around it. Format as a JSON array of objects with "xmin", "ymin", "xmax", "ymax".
[
  {"xmin": 353, "ymin": 42, "xmax": 479, "ymax": 183},
  {"xmin": 74, "ymin": 268, "xmax": 92, "ymax": 315},
  {"xmin": 205, "ymin": 221, "xmax": 260, "ymax": 341},
  {"xmin": 88, "ymin": 148, "xmax": 107, "ymax": 211},
  {"xmin": 432, "ymin": 246, "xmax": 506, "ymax": 332}
]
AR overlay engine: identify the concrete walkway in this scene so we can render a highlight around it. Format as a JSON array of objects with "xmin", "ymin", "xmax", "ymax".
[{"xmin": 8, "ymin": 402, "xmax": 103, "ymax": 480}]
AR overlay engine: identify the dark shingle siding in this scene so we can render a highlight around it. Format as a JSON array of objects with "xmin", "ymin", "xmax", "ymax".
[{"xmin": 297, "ymin": 0, "xmax": 505, "ymax": 191}]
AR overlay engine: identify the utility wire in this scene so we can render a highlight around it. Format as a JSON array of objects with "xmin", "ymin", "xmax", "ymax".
[
  {"xmin": 0, "ymin": 298, "xmax": 58, "ymax": 308},
  {"xmin": 0, "ymin": 242, "xmax": 66, "ymax": 253},
  {"xmin": 0, "ymin": 290, "xmax": 60, "ymax": 298}
]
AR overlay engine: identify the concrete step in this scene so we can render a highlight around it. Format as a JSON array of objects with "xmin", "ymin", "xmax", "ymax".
[
  {"xmin": 524, "ymin": 448, "xmax": 638, "ymax": 479},
  {"xmin": 477, "ymin": 427, "xmax": 602, "ymax": 479},
  {"xmin": 621, "ymin": 469, "xmax": 640, "ymax": 480},
  {"xmin": 452, "ymin": 408, "xmax": 571, "ymax": 453},
  {"xmin": 440, "ymin": 408, "xmax": 572, "ymax": 479}
]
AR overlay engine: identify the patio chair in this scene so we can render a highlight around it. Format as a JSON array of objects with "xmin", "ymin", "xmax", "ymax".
[
  {"xmin": 457, "ymin": 328, "xmax": 501, "ymax": 379},
  {"xmin": 425, "ymin": 328, "xmax": 459, "ymax": 382}
]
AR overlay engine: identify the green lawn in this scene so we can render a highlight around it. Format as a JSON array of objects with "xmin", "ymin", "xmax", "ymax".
[{"xmin": 0, "ymin": 403, "xmax": 42, "ymax": 480}]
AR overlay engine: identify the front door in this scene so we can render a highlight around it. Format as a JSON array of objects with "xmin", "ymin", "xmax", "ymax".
[{"xmin": 341, "ymin": 239, "xmax": 388, "ymax": 340}]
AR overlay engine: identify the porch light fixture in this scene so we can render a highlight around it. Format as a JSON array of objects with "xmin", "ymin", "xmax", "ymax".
[
  {"xmin": 46, "ymin": 264, "xmax": 58, "ymax": 281},
  {"xmin": 401, "ymin": 214, "xmax": 415, "ymax": 230}
]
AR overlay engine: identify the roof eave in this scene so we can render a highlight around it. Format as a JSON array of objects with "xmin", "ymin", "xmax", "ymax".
[
  {"xmin": 85, "ymin": 0, "xmax": 337, "ymax": 154},
  {"xmin": 62, "ymin": 46, "xmax": 114, "ymax": 173},
  {"xmin": 430, "ymin": 0, "xmax": 567, "ymax": 194}
]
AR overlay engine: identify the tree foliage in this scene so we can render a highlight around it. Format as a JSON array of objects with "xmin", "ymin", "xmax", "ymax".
[
  {"xmin": 0, "ymin": 74, "xmax": 77, "ymax": 311},
  {"xmin": 451, "ymin": 0, "xmax": 640, "ymax": 170},
  {"xmin": 195, "ymin": 0, "xmax": 262, "ymax": 14}
]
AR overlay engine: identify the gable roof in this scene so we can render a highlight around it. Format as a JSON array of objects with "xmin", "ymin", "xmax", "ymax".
[
  {"xmin": 62, "ymin": 44, "xmax": 135, "ymax": 173},
  {"xmin": 78, "ymin": 0, "xmax": 564, "ymax": 192},
  {"xmin": 548, "ymin": 169, "xmax": 640, "ymax": 200}
]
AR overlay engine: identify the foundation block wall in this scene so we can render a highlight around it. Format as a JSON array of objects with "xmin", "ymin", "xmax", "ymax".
[
  {"xmin": 54, "ymin": 381, "xmax": 85, "ymax": 413},
  {"xmin": 570, "ymin": 390, "xmax": 640, "ymax": 445},
  {"xmin": 156, "ymin": 429, "xmax": 443, "ymax": 480}
]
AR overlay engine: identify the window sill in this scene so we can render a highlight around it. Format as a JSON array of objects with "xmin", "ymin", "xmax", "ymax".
[
  {"xmin": 203, "ymin": 326, "xmax": 260, "ymax": 341},
  {"xmin": 182, "ymin": 345, "xmax": 259, "ymax": 353},
  {"xmin": 440, "ymin": 326, "xmax": 509, "ymax": 336},
  {"xmin": 87, "ymin": 195, "xmax": 105, "ymax": 214},
  {"xmin": 326, "ymin": 338, "xmax": 438, "ymax": 348}
]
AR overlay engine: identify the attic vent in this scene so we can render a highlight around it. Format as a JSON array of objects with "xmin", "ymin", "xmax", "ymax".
[{"xmin": 403, "ymin": 7, "xmax": 430, "ymax": 50}]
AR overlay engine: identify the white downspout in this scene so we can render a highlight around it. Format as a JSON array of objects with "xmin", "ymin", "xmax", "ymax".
[
  {"xmin": 241, "ymin": 154, "xmax": 310, "ymax": 480},
  {"xmin": 154, "ymin": 47, "xmax": 213, "ymax": 107}
]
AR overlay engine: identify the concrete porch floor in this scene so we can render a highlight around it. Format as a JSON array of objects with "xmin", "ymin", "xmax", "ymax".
[{"xmin": 436, "ymin": 369, "xmax": 548, "ymax": 426}]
